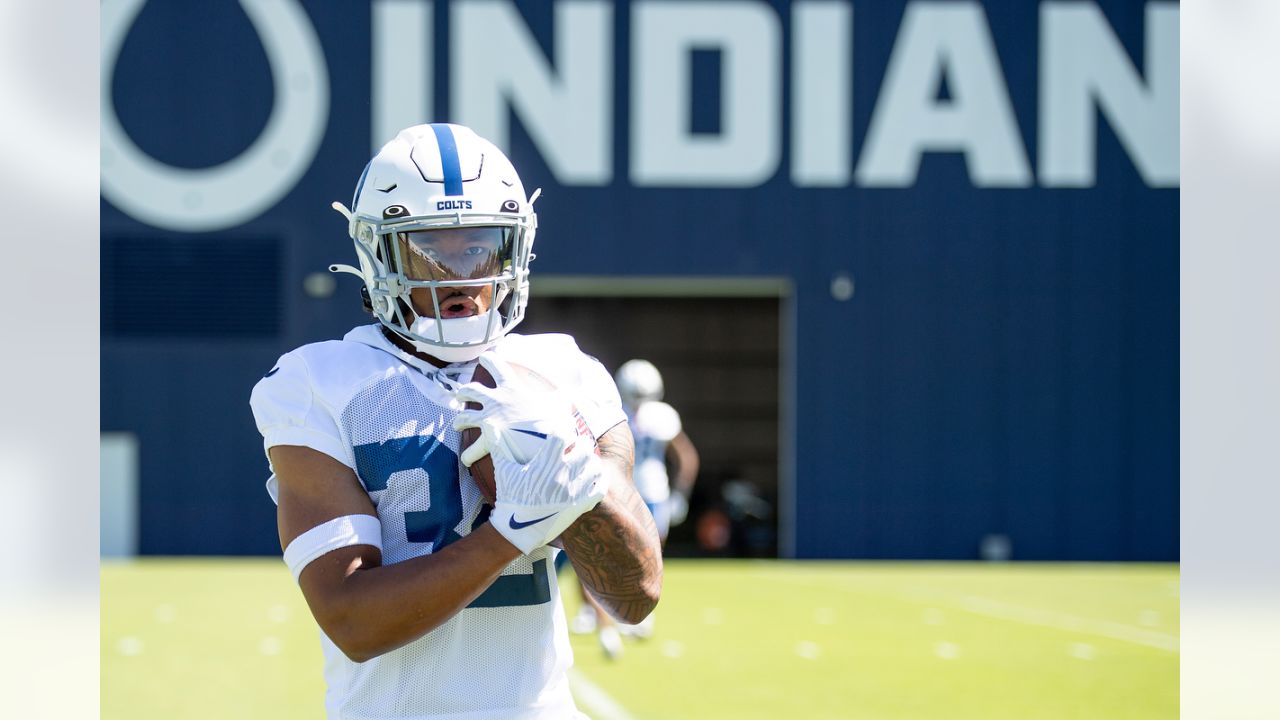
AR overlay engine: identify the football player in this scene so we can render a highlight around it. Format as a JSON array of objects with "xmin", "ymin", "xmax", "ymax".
[
  {"xmin": 571, "ymin": 359, "xmax": 699, "ymax": 642},
  {"xmin": 615, "ymin": 359, "xmax": 700, "ymax": 543},
  {"xmin": 250, "ymin": 124, "xmax": 662, "ymax": 719}
]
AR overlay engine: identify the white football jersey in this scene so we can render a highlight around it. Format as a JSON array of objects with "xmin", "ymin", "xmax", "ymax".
[
  {"xmin": 250, "ymin": 324, "xmax": 626, "ymax": 720},
  {"xmin": 627, "ymin": 400, "xmax": 682, "ymax": 504}
]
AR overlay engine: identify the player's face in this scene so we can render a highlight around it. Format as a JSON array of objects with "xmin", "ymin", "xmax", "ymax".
[{"xmin": 397, "ymin": 227, "xmax": 506, "ymax": 319}]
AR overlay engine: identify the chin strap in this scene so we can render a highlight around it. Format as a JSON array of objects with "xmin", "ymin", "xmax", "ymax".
[{"xmin": 408, "ymin": 333, "xmax": 495, "ymax": 364}]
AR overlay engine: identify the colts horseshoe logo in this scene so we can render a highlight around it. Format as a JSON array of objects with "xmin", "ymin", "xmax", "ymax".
[{"xmin": 100, "ymin": 0, "xmax": 330, "ymax": 232}]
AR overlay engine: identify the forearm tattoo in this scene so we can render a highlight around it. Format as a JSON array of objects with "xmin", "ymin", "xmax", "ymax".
[{"xmin": 560, "ymin": 424, "xmax": 664, "ymax": 622}]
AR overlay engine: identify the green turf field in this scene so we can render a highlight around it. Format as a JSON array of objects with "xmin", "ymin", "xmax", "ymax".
[{"xmin": 102, "ymin": 559, "xmax": 1177, "ymax": 719}]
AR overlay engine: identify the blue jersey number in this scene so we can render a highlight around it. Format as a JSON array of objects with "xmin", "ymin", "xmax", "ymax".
[{"xmin": 352, "ymin": 435, "xmax": 550, "ymax": 608}]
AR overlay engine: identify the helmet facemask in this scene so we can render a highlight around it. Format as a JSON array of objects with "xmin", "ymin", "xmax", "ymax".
[{"xmin": 350, "ymin": 208, "xmax": 535, "ymax": 362}]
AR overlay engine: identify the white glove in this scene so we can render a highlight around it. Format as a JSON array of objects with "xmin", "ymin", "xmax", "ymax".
[
  {"xmin": 453, "ymin": 354, "xmax": 608, "ymax": 554},
  {"xmin": 668, "ymin": 492, "xmax": 689, "ymax": 527},
  {"xmin": 452, "ymin": 354, "xmax": 583, "ymax": 468},
  {"xmin": 486, "ymin": 433, "xmax": 609, "ymax": 554}
]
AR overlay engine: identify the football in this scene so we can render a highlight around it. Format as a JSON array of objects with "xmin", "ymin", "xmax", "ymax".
[{"xmin": 461, "ymin": 360, "xmax": 574, "ymax": 504}]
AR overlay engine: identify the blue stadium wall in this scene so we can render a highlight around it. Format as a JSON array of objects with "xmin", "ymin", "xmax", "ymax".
[{"xmin": 100, "ymin": 1, "xmax": 1178, "ymax": 560}]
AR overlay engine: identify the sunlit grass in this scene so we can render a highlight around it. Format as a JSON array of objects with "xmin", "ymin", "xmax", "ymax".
[{"xmin": 102, "ymin": 559, "xmax": 1177, "ymax": 719}]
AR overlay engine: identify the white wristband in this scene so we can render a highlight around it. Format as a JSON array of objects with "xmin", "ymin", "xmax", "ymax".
[{"xmin": 283, "ymin": 514, "xmax": 383, "ymax": 581}]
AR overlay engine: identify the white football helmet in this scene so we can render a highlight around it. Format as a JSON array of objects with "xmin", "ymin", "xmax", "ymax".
[
  {"xmin": 615, "ymin": 359, "xmax": 664, "ymax": 410},
  {"xmin": 330, "ymin": 123, "xmax": 539, "ymax": 363}
]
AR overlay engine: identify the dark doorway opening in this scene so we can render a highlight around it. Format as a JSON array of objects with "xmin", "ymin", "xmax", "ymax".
[{"xmin": 519, "ymin": 278, "xmax": 787, "ymax": 558}]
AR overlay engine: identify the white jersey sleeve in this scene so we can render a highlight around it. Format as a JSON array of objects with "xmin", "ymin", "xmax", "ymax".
[{"xmin": 249, "ymin": 347, "xmax": 355, "ymax": 503}]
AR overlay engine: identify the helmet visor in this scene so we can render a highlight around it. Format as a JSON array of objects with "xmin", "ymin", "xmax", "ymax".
[{"xmin": 395, "ymin": 226, "xmax": 513, "ymax": 282}]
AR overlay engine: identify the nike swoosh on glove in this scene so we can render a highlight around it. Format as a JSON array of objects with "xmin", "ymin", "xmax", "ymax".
[{"xmin": 478, "ymin": 428, "xmax": 609, "ymax": 554}]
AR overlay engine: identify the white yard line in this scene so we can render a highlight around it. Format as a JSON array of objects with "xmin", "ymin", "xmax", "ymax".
[
  {"xmin": 946, "ymin": 594, "xmax": 1180, "ymax": 653},
  {"xmin": 767, "ymin": 572, "xmax": 1180, "ymax": 653},
  {"xmin": 569, "ymin": 668, "xmax": 636, "ymax": 720}
]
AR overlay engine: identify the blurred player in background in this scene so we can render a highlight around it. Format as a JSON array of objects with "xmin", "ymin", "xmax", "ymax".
[
  {"xmin": 616, "ymin": 359, "xmax": 701, "ymax": 543},
  {"xmin": 571, "ymin": 358, "xmax": 699, "ymax": 645},
  {"xmin": 250, "ymin": 123, "xmax": 662, "ymax": 719}
]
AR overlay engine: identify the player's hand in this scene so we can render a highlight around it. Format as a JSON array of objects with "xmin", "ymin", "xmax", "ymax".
[
  {"xmin": 668, "ymin": 492, "xmax": 689, "ymax": 527},
  {"xmin": 451, "ymin": 354, "xmax": 581, "ymax": 467},
  {"xmin": 452, "ymin": 354, "xmax": 607, "ymax": 553},
  {"xmin": 482, "ymin": 431, "xmax": 609, "ymax": 554}
]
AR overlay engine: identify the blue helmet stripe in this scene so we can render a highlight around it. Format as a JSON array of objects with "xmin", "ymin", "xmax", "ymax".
[{"xmin": 430, "ymin": 124, "xmax": 464, "ymax": 196}]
